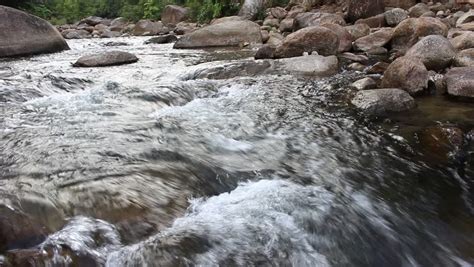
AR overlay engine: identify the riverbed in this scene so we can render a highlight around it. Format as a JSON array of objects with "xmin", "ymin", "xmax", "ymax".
[{"xmin": 0, "ymin": 37, "xmax": 473, "ymax": 266}]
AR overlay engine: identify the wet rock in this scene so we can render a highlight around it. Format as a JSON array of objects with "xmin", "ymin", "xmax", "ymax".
[
  {"xmin": 384, "ymin": 8, "xmax": 409, "ymax": 26},
  {"xmin": 345, "ymin": 23, "xmax": 371, "ymax": 40},
  {"xmin": 405, "ymin": 35, "xmax": 456, "ymax": 70},
  {"xmin": 391, "ymin": 17, "xmax": 448, "ymax": 53},
  {"xmin": 255, "ymin": 45, "xmax": 275, "ymax": 59},
  {"xmin": 0, "ymin": 6, "xmax": 69, "ymax": 57},
  {"xmin": 187, "ymin": 60, "xmax": 272, "ymax": 79},
  {"xmin": 351, "ymin": 77, "xmax": 377, "ymax": 90},
  {"xmin": 73, "ymin": 51, "xmax": 138, "ymax": 67},
  {"xmin": 133, "ymin": 20, "xmax": 163, "ymax": 36},
  {"xmin": 279, "ymin": 18, "xmax": 296, "ymax": 32},
  {"xmin": 321, "ymin": 23, "xmax": 353, "ymax": 53},
  {"xmin": 103, "ymin": 41, "xmax": 128, "ymax": 47},
  {"xmin": 355, "ymin": 14, "xmax": 387, "ymax": 28},
  {"xmin": 353, "ymin": 28, "xmax": 393, "ymax": 52},
  {"xmin": 277, "ymin": 55, "xmax": 339, "ymax": 76},
  {"xmin": 351, "ymin": 88, "xmax": 416, "ymax": 115},
  {"xmin": 145, "ymin": 34, "xmax": 178, "ymax": 44},
  {"xmin": 450, "ymin": 31, "xmax": 474, "ymax": 50},
  {"xmin": 174, "ymin": 19, "xmax": 262, "ymax": 48},
  {"xmin": 274, "ymin": 26, "xmax": 339, "ymax": 58},
  {"xmin": 381, "ymin": 56, "xmax": 429, "ymax": 95},
  {"xmin": 384, "ymin": 0, "xmax": 416, "ymax": 10},
  {"xmin": 347, "ymin": 0, "xmax": 385, "ymax": 22},
  {"xmin": 454, "ymin": 48, "xmax": 474, "ymax": 67},
  {"xmin": 0, "ymin": 205, "xmax": 47, "ymax": 252},
  {"xmin": 420, "ymin": 126, "xmax": 464, "ymax": 162},
  {"xmin": 348, "ymin": 62, "xmax": 367, "ymax": 71},
  {"xmin": 161, "ymin": 5, "xmax": 189, "ymax": 26},
  {"xmin": 444, "ymin": 67, "xmax": 474, "ymax": 98},
  {"xmin": 408, "ymin": 3, "xmax": 431, "ymax": 18}
]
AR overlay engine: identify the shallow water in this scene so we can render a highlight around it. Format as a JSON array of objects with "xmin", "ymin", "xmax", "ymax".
[{"xmin": 0, "ymin": 37, "xmax": 473, "ymax": 266}]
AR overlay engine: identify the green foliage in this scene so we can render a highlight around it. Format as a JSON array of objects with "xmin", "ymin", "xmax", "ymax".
[{"xmin": 19, "ymin": 0, "xmax": 243, "ymax": 24}]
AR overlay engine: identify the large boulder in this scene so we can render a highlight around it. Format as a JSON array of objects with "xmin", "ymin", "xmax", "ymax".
[
  {"xmin": 0, "ymin": 6, "xmax": 69, "ymax": 57},
  {"xmin": 456, "ymin": 10, "xmax": 474, "ymax": 27},
  {"xmin": 80, "ymin": 16, "xmax": 105, "ymax": 26},
  {"xmin": 390, "ymin": 17, "xmax": 448, "ymax": 53},
  {"xmin": 321, "ymin": 23, "xmax": 353, "ymax": 53},
  {"xmin": 173, "ymin": 18, "xmax": 262, "ymax": 48},
  {"xmin": 381, "ymin": 56, "xmax": 429, "ymax": 95},
  {"xmin": 351, "ymin": 88, "xmax": 416, "ymax": 115},
  {"xmin": 161, "ymin": 5, "xmax": 189, "ymax": 26},
  {"xmin": 109, "ymin": 17, "xmax": 128, "ymax": 32},
  {"xmin": 72, "ymin": 51, "xmax": 138, "ymax": 67},
  {"xmin": 132, "ymin": 20, "xmax": 163, "ymax": 36},
  {"xmin": 345, "ymin": 23, "xmax": 371, "ymax": 40},
  {"xmin": 408, "ymin": 3, "xmax": 431, "ymax": 18},
  {"xmin": 347, "ymin": 0, "xmax": 385, "ymax": 22},
  {"xmin": 145, "ymin": 34, "xmax": 178, "ymax": 44},
  {"xmin": 353, "ymin": 27, "xmax": 393, "ymax": 52},
  {"xmin": 274, "ymin": 26, "xmax": 339, "ymax": 58},
  {"xmin": 405, "ymin": 35, "xmax": 456, "ymax": 70},
  {"xmin": 445, "ymin": 67, "xmax": 474, "ymax": 98},
  {"xmin": 454, "ymin": 48, "xmax": 474, "ymax": 67}
]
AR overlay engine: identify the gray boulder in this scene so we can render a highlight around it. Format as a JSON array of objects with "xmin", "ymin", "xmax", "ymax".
[
  {"xmin": 321, "ymin": 23, "xmax": 353, "ymax": 53},
  {"xmin": 0, "ymin": 6, "xmax": 69, "ymax": 57},
  {"xmin": 133, "ymin": 20, "xmax": 163, "ymax": 36},
  {"xmin": 445, "ymin": 67, "xmax": 474, "ymax": 98},
  {"xmin": 174, "ymin": 18, "xmax": 262, "ymax": 48},
  {"xmin": 145, "ymin": 34, "xmax": 178, "ymax": 44},
  {"xmin": 351, "ymin": 77, "xmax": 377, "ymax": 90},
  {"xmin": 351, "ymin": 88, "xmax": 416, "ymax": 115},
  {"xmin": 381, "ymin": 56, "xmax": 429, "ymax": 95},
  {"xmin": 238, "ymin": 0, "xmax": 264, "ymax": 20},
  {"xmin": 391, "ymin": 17, "xmax": 448, "ymax": 53},
  {"xmin": 384, "ymin": 8, "xmax": 409, "ymax": 26},
  {"xmin": 73, "ymin": 51, "xmax": 138, "ymax": 67},
  {"xmin": 276, "ymin": 55, "xmax": 339, "ymax": 76},
  {"xmin": 274, "ymin": 26, "xmax": 339, "ymax": 58},
  {"xmin": 405, "ymin": 35, "xmax": 456, "ymax": 70}
]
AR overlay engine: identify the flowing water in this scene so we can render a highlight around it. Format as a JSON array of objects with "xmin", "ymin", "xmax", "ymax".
[{"xmin": 0, "ymin": 37, "xmax": 473, "ymax": 266}]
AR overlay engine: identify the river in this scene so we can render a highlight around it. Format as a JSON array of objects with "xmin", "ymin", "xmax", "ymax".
[{"xmin": 0, "ymin": 37, "xmax": 473, "ymax": 266}]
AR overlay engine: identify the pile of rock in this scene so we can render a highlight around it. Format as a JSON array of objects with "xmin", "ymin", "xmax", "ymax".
[
  {"xmin": 232, "ymin": 0, "xmax": 474, "ymax": 115},
  {"xmin": 57, "ymin": 5, "xmax": 198, "ymax": 39}
]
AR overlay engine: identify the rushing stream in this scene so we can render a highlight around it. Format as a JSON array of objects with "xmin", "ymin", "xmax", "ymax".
[{"xmin": 0, "ymin": 37, "xmax": 473, "ymax": 266}]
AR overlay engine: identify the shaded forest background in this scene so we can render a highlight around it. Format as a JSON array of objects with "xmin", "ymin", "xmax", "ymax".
[{"xmin": 1, "ymin": 0, "xmax": 287, "ymax": 24}]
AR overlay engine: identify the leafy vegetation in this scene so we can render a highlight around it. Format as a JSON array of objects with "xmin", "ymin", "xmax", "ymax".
[{"xmin": 8, "ymin": 0, "xmax": 242, "ymax": 24}]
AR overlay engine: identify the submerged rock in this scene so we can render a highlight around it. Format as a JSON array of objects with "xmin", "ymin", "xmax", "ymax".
[
  {"xmin": 73, "ymin": 51, "xmax": 138, "ymax": 67},
  {"xmin": 381, "ymin": 57, "xmax": 429, "ymax": 95},
  {"xmin": 274, "ymin": 26, "xmax": 339, "ymax": 58},
  {"xmin": 145, "ymin": 34, "xmax": 178, "ymax": 44},
  {"xmin": 445, "ymin": 67, "xmax": 474, "ymax": 99},
  {"xmin": 0, "ymin": 6, "xmax": 69, "ymax": 57},
  {"xmin": 351, "ymin": 89, "xmax": 416, "ymax": 115},
  {"xmin": 173, "ymin": 18, "xmax": 262, "ymax": 48},
  {"xmin": 405, "ymin": 35, "xmax": 456, "ymax": 71},
  {"xmin": 420, "ymin": 126, "xmax": 464, "ymax": 162}
]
